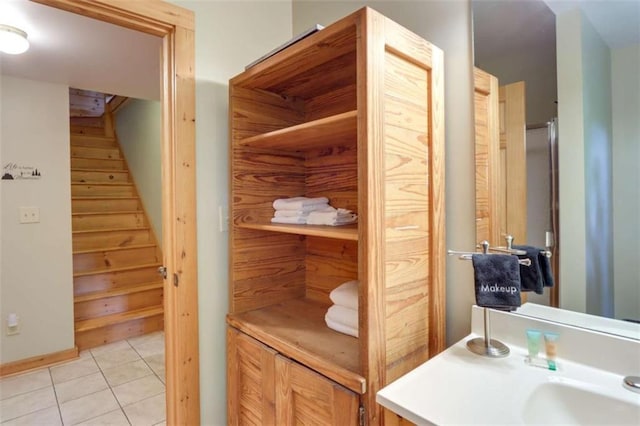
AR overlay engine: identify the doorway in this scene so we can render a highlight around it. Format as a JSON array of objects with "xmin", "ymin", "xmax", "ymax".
[{"xmin": 34, "ymin": 1, "xmax": 200, "ymax": 423}]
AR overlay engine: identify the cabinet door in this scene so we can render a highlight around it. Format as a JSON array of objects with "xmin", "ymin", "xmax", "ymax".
[
  {"xmin": 275, "ymin": 355, "xmax": 359, "ymax": 425},
  {"xmin": 227, "ymin": 327, "xmax": 277, "ymax": 425}
]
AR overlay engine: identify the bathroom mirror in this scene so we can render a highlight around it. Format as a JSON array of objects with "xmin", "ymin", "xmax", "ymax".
[{"xmin": 472, "ymin": 0, "xmax": 639, "ymax": 339}]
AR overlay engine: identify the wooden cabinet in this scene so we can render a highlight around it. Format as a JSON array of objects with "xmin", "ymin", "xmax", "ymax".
[
  {"xmin": 227, "ymin": 327, "xmax": 358, "ymax": 425},
  {"xmin": 227, "ymin": 7, "xmax": 445, "ymax": 424}
]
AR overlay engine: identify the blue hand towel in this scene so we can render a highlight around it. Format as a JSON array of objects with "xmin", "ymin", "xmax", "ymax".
[
  {"xmin": 538, "ymin": 251, "xmax": 555, "ymax": 288},
  {"xmin": 512, "ymin": 245, "xmax": 544, "ymax": 295},
  {"xmin": 471, "ymin": 254, "xmax": 522, "ymax": 311}
]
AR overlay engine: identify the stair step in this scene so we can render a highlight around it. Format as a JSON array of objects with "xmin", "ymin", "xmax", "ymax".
[
  {"xmin": 74, "ymin": 281, "xmax": 163, "ymax": 303},
  {"xmin": 73, "ymin": 227, "xmax": 152, "ymax": 251},
  {"xmin": 71, "ymin": 146, "xmax": 121, "ymax": 160},
  {"xmin": 71, "ymin": 169, "xmax": 129, "ymax": 183},
  {"xmin": 71, "ymin": 157, "xmax": 125, "ymax": 170},
  {"xmin": 74, "ymin": 282, "xmax": 163, "ymax": 321},
  {"xmin": 73, "ymin": 244, "xmax": 159, "ymax": 272},
  {"xmin": 70, "ymin": 124, "xmax": 105, "ymax": 137},
  {"xmin": 72, "ymin": 196, "xmax": 141, "ymax": 213},
  {"xmin": 74, "ymin": 263, "xmax": 162, "ymax": 295},
  {"xmin": 71, "ymin": 134, "xmax": 117, "ymax": 148},
  {"xmin": 73, "ymin": 262, "xmax": 162, "ymax": 278},
  {"xmin": 71, "ymin": 182, "xmax": 136, "ymax": 197},
  {"xmin": 72, "ymin": 211, "xmax": 147, "ymax": 231},
  {"xmin": 74, "ymin": 306, "xmax": 164, "ymax": 350}
]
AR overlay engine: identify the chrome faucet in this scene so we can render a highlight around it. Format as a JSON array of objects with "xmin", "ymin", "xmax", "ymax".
[{"xmin": 623, "ymin": 376, "xmax": 640, "ymax": 393}]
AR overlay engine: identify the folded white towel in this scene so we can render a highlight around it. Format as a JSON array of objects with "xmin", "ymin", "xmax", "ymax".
[
  {"xmin": 307, "ymin": 208, "xmax": 357, "ymax": 226},
  {"xmin": 325, "ymin": 314, "xmax": 358, "ymax": 338},
  {"xmin": 273, "ymin": 197, "xmax": 329, "ymax": 211},
  {"xmin": 326, "ymin": 304, "xmax": 358, "ymax": 330},
  {"xmin": 329, "ymin": 280, "xmax": 359, "ymax": 310},
  {"xmin": 270, "ymin": 216, "xmax": 307, "ymax": 224},
  {"xmin": 273, "ymin": 206, "xmax": 328, "ymax": 217}
]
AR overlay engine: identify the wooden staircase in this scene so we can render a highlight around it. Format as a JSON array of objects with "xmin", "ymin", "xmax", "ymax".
[{"xmin": 70, "ymin": 124, "xmax": 164, "ymax": 351}]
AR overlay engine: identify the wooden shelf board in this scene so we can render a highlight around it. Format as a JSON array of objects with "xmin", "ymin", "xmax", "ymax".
[
  {"xmin": 238, "ymin": 110, "xmax": 357, "ymax": 151},
  {"xmin": 238, "ymin": 222, "xmax": 357, "ymax": 241},
  {"xmin": 227, "ymin": 298, "xmax": 365, "ymax": 394}
]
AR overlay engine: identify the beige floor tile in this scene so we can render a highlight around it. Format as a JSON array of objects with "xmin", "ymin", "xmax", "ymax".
[
  {"xmin": 123, "ymin": 393, "xmax": 165, "ymax": 426},
  {"xmin": 94, "ymin": 347, "xmax": 141, "ymax": 371},
  {"xmin": 54, "ymin": 372, "xmax": 108, "ymax": 404},
  {"xmin": 153, "ymin": 422, "xmax": 166, "ymax": 426},
  {"xmin": 0, "ymin": 406, "xmax": 61, "ymax": 426},
  {"xmin": 127, "ymin": 332, "xmax": 164, "ymax": 349},
  {"xmin": 102, "ymin": 360, "xmax": 153, "ymax": 387},
  {"xmin": 59, "ymin": 388, "xmax": 119, "ymax": 425},
  {"xmin": 131, "ymin": 338, "xmax": 164, "ymax": 359},
  {"xmin": 89, "ymin": 340, "xmax": 131, "ymax": 358},
  {"xmin": 50, "ymin": 357, "xmax": 99, "ymax": 384},
  {"xmin": 112, "ymin": 375, "xmax": 164, "ymax": 407},
  {"xmin": 0, "ymin": 386, "xmax": 56, "ymax": 423},
  {"xmin": 0, "ymin": 368, "xmax": 51, "ymax": 400},
  {"xmin": 75, "ymin": 408, "xmax": 130, "ymax": 426},
  {"xmin": 143, "ymin": 353, "xmax": 164, "ymax": 375}
]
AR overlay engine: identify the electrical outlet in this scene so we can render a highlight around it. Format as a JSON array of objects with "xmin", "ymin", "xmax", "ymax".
[
  {"xmin": 19, "ymin": 207, "xmax": 40, "ymax": 224},
  {"xmin": 219, "ymin": 206, "xmax": 229, "ymax": 232}
]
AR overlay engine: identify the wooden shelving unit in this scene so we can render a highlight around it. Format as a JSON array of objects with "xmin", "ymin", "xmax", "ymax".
[{"xmin": 227, "ymin": 7, "xmax": 445, "ymax": 425}]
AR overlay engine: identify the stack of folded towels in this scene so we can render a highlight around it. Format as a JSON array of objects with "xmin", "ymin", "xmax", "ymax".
[
  {"xmin": 271, "ymin": 196, "xmax": 357, "ymax": 226},
  {"xmin": 324, "ymin": 280, "xmax": 359, "ymax": 337}
]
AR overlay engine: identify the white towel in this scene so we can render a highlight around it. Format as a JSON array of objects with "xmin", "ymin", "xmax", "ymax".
[
  {"xmin": 273, "ymin": 196, "xmax": 329, "ymax": 211},
  {"xmin": 270, "ymin": 216, "xmax": 307, "ymax": 224},
  {"xmin": 273, "ymin": 206, "xmax": 327, "ymax": 217},
  {"xmin": 326, "ymin": 304, "xmax": 358, "ymax": 330},
  {"xmin": 307, "ymin": 208, "xmax": 357, "ymax": 226},
  {"xmin": 329, "ymin": 280, "xmax": 359, "ymax": 310},
  {"xmin": 325, "ymin": 314, "xmax": 358, "ymax": 338}
]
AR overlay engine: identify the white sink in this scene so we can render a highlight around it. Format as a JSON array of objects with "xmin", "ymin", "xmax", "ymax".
[
  {"xmin": 523, "ymin": 379, "xmax": 640, "ymax": 425},
  {"xmin": 377, "ymin": 306, "xmax": 640, "ymax": 425}
]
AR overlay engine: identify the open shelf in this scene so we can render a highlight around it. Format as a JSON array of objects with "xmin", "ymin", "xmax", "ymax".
[
  {"xmin": 237, "ymin": 110, "xmax": 357, "ymax": 151},
  {"xmin": 226, "ymin": 297, "xmax": 365, "ymax": 394},
  {"xmin": 238, "ymin": 222, "xmax": 358, "ymax": 241}
]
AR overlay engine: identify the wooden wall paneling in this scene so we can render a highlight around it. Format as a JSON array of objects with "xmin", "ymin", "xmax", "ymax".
[{"xmin": 33, "ymin": 1, "xmax": 199, "ymax": 424}]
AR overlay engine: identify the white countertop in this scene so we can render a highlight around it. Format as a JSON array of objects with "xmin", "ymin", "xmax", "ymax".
[{"xmin": 376, "ymin": 307, "xmax": 640, "ymax": 425}]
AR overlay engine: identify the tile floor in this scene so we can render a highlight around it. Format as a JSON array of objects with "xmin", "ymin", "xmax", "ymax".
[{"xmin": 0, "ymin": 331, "xmax": 166, "ymax": 426}]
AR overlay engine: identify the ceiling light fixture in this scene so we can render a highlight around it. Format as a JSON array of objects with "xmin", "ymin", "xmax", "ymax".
[{"xmin": 0, "ymin": 24, "xmax": 29, "ymax": 55}]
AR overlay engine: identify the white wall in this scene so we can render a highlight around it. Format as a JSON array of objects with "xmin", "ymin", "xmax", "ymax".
[
  {"xmin": 0, "ymin": 76, "xmax": 74, "ymax": 363},
  {"xmin": 612, "ymin": 43, "xmax": 640, "ymax": 321},
  {"xmin": 293, "ymin": 0, "xmax": 476, "ymax": 346},
  {"xmin": 115, "ymin": 99, "xmax": 162, "ymax": 244},
  {"xmin": 169, "ymin": 1, "xmax": 292, "ymax": 423},
  {"xmin": 556, "ymin": 8, "xmax": 614, "ymax": 317}
]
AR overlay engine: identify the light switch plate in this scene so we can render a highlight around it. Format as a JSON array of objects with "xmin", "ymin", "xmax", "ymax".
[{"xmin": 19, "ymin": 207, "xmax": 40, "ymax": 224}]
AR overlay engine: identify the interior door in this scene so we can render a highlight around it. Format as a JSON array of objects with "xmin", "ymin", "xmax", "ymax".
[
  {"xmin": 474, "ymin": 67, "xmax": 500, "ymax": 246},
  {"xmin": 474, "ymin": 70, "xmax": 527, "ymax": 248},
  {"xmin": 499, "ymin": 81, "xmax": 527, "ymax": 246}
]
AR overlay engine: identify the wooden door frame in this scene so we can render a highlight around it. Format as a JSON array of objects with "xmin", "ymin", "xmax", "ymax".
[{"xmin": 32, "ymin": 1, "xmax": 199, "ymax": 424}]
